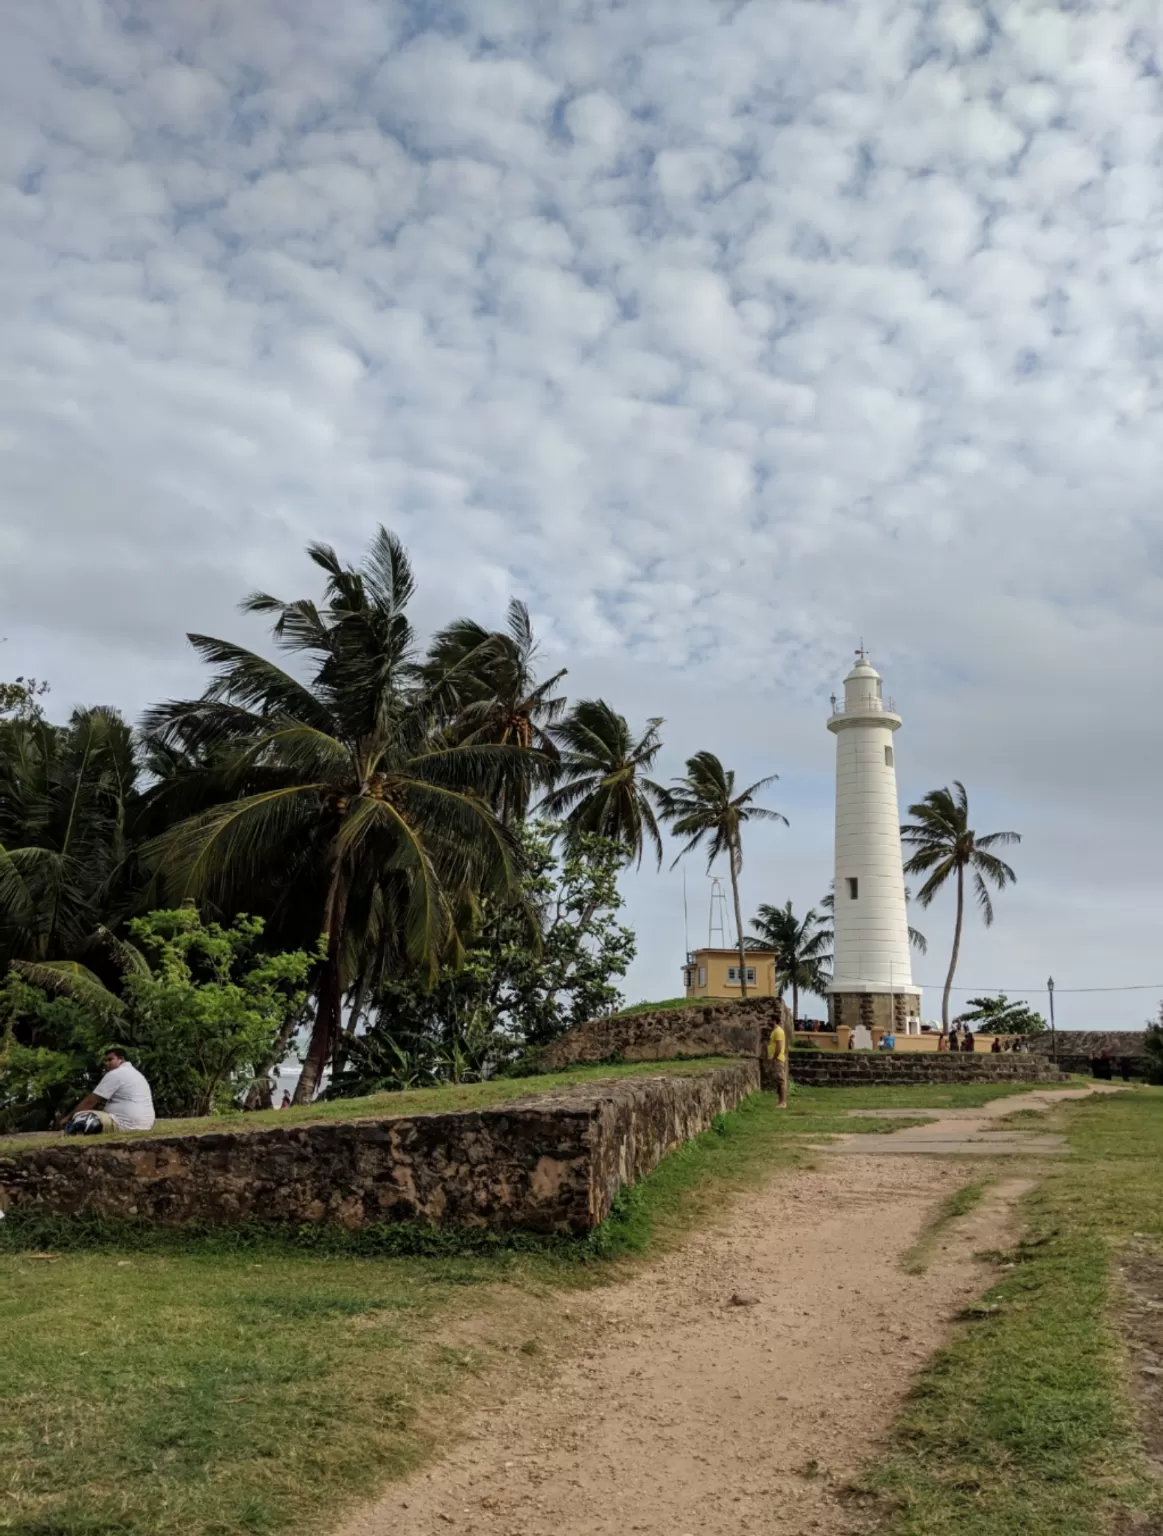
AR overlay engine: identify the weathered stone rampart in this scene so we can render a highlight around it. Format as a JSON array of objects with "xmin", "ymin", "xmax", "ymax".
[
  {"xmin": 781, "ymin": 1053, "xmax": 1067, "ymax": 1089},
  {"xmin": 0, "ymin": 1063, "xmax": 759, "ymax": 1236},
  {"xmin": 1028, "ymin": 1031, "xmax": 1148, "ymax": 1076},
  {"xmin": 538, "ymin": 996, "xmax": 791, "ymax": 1071}
]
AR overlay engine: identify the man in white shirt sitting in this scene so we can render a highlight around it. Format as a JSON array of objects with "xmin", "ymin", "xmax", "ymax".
[{"xmin": 65, "ymin": 1047, "xmax": 156, "ymax": 1135}]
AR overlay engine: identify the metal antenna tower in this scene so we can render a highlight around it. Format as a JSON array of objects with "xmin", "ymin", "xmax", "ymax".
[{"xmin": 708, "ymin": 875, "xmax": 732, "ymax": 948}]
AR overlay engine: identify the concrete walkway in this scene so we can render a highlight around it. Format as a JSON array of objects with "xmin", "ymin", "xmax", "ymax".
[{"xmin": 823, "ymin": 1082, "xmax": 1124, "ymax": 1157}]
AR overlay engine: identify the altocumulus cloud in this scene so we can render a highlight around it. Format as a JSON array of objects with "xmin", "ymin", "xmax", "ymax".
[{"xmin": 2, "ymin": 0, "xmax": 1163, "ymax": 1023}]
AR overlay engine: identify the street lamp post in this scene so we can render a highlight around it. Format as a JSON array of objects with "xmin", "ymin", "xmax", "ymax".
[{"xmin": 1047, "ymin": 976, "xmax": 1056, "ymax": 1063}]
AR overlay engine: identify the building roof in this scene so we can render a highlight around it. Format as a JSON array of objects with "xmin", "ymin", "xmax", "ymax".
[{"xmin": 686, "ymin": 947, "xmax": 777, "ymax": 958}]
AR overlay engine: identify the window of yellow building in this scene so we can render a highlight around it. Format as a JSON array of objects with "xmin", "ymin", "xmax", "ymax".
[{"xmin": 726, "ymin": 965, "xmax": 756, "ymax": 986}]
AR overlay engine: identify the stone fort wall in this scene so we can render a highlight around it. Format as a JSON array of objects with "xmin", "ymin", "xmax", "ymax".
[
  {"xmin": 780, "ymin": 1053, "xmax": 1067, "ymax": 1089},
  {"xmin": 538, "ymin": 995, "xmax": 792, "ymax": 1071},
  {"xmin": 0, "ymin": 1063, "xmax": 759, "ymax": 1236}
]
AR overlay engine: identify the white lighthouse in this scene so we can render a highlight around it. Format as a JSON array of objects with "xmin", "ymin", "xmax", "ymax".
[{"xmin": 826, "ymin": 652, "xmax": 921, "ymax": 1034}]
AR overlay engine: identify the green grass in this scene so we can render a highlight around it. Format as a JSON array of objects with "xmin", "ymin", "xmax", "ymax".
[
  {"xmin": 0, "ymin": 1078, "xmax": 1082, "ymax": 1536},
  {"xmin": 0, "ymin": 1245, "xmax": 520, "ymax": 1536},
  {"xmin": 0, "ymin": 1056, "xmax": 741, "ymax": 1156},
  {"xmin": 611, "ymin": 996, "xmax": 701, "ymax": 1015},
  {"xmin": 866, "ymin": 1086, "xmax": 1163, "ymax": 1535},
  {"xmin": 788, "ymin": 1080, "xmax": 1073, "ymax": 1113},
  {"xmin": 900, "ymin": 1177, "xmax": 992, "ymax": 1275}
]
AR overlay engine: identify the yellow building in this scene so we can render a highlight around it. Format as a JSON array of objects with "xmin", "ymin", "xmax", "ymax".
[{"xmin": 681, "ymin": 947, "xmax": 779, "ymax": 1000}]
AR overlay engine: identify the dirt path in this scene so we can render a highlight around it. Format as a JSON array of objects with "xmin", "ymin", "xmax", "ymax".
[{"xmin": 337, "ymin": 1087, "xmax": 1113, "ymax": 1536}]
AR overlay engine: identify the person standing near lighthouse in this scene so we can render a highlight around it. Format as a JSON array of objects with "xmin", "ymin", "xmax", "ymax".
[{"xmin": 826, "ymin": 651, "xmax": 922, "ymax": 1036}]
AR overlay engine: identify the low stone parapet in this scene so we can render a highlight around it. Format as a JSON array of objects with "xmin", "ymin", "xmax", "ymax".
[
  {"xmin": 538, "ymin": 996, "xmax": 790, "ymax": 1071},
  {"xmin": 782, "ymin": 1053, "xmax": 1068, "ymax": 1089},
  {"xmin": 0, "ymin": 1062, "xmax": 759, "ymax": 1236}
]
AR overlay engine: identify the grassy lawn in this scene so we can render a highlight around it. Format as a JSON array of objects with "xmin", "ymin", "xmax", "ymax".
[
  {"xmin": 0, "ymin": 1076, "xmax": 1116, "ymax": 1536},
  {"xmin": 788, "ymin": 1079, "xmax": 1076, "ymax": 1113},
  {"xmin": 610, "ymin": 996, "xmax": 699, "ymax": 1015},
  {"xmin": 0, "ymin": 1056, "xmax": 742, "ymax": 1157},
  {"xmin": 867, "ymin": 1085, "xmax": 1163, "ymax": 1535}
]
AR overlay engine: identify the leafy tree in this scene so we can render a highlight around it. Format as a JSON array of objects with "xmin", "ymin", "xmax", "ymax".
[
  {"xmin": 143, "ymin": 528, "xmax": 530, "ymax": 1103},
  {"xmin": 745, "ymin": 901, "xmax": 831, "ymax": 1024},
  {"xmin": 329, "ymin": 824, "xmax": 635, "ymax": 1096},
  {"xmin": 2, "ymin": 910, "xmax": 317, "ymax": 1123},
  {"xmin": 901, "ymin": 781, "xmax": 1020, "ymax": 1031},
  {"xmin": 114, "ymin": 910, "xmax": 317, "ymax": 1115},
  {"xmin": 541, "ymin": 700, "xmax": 666, "ymax": 868},
  {"xmin": 954, "ymin": 994, "xmax": 1046, "ymax": 1035},
  {"xmin": 498, "ymin": 826, "xmax": 635, "ymax": 1047},
  {"xmin": 0, "ymin": 975, "xmax": 106, "ymax": 1131},
  {"xmin": 419, "ymin": 598, "xmax": 565, "ymax": 821},
  {"xmin": 660, "ymin": 752, "xmax": 786, "ymax": 999},
  {"xmin": 0, "ymin": 675, "xmax": 50, "ymax": 722}
]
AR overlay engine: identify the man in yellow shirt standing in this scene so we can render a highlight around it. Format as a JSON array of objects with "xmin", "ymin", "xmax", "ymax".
[{"xmin": 766, "ymin": 1020, "xmax": 788, "ymax": 1108}]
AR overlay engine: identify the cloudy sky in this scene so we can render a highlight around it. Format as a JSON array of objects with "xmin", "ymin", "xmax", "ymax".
[{"xmin": 4, "ymin": 0, "xmax": 1162, "ymax": 1029}]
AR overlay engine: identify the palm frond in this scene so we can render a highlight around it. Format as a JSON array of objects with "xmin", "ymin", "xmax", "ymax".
[
  {"xmin": 910, "ymin": 855, "xmax": 957, "ymax": 907},
  {"xmin": 146, "ymin": 783, "xmax": 327, "ymax": 898},
  {"xmin": 974, "ymin": 830, "xmax": 1021, "ymax": 850},
  {"xmin": 972, "ymin": 869, "xmax": 996, "ymax": 925},
  {"xmin": 10, "ymin": 958, "xmax": 125, "ymax": 1017}
]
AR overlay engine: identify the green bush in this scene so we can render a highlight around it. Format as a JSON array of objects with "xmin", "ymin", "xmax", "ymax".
[
  {"xmin": 0, "ymin": 910, "xmax": 319, "ymax": 1125},
  {"xmin": 0, "ymin": 978, "xmax": 107, "ymax": 1131}
]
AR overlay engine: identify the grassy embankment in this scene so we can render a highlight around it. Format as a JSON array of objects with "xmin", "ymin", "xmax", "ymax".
[
  {"xmin": 612, "ymin": 995, "xmax": 699, "ymax": 1014},
  {"xmin": 867, "ymin": 1085, "xmax": 1163, "ymax": 1536},
  {"xmin": 0, "ymin": 1075, "xmax": 1073, "ymax": 1536},
  {"xmin": 0, "ymin": 1055, "xmax": 743, "ymax": 1156}
]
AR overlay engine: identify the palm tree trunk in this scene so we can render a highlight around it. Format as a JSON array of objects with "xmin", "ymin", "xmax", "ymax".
[
  {"xmin": 294, "ymin": 866, "xmax": 347, "ymax": 1106},
  {"xmin": 791, "ymin": 976, "xmax": 799, "ymax": 1030},
  {"xmin": 942, "ymin": 863, "xmax": 965, "ymax": 1031},
  {"xmin": 295, "ymin": 938, "xmax": 341, "ymax": 1105},
  {"xmin": 729, "ymin": 839, "xmax": 748, "ymax": 999},
  {"xmin": 332, "ymin": 969, "xmax": 372, "ymax": 1078}
]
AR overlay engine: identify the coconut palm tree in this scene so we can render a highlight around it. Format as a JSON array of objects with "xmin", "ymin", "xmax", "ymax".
[
  {"xmin": 901, "ymin": 781, "xmax": 1020, "ymax": 1030},
  {"xmin": 660, "ymin": 752, "xmax": 787, "ymax": 999},
  {"xmin": 745, "ymin": 901, "xmax": 831, "ymax": 1024},
  {"xmin": 0, "ymin": 706, "xmax": 144, "ymax": 969},
  {"xmin": 143, "ymin": 527, "xmax": 530, "ymax": 1103},
  {"xmin": 540, "ymin": 700, "xmax": 666, "ymax": 867},
  {"xmin": 419, "ymin": 598, "xmax": 566, "ymax": 821}
]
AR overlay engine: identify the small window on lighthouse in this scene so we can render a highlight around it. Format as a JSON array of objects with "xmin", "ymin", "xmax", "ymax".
[
  {"xmin": 884, "ymin": 745, "xmax": 894, "ymax": 766},
  {"xmin": 847, "ymin": 877, "xmax": 858, "ymax": 900}
]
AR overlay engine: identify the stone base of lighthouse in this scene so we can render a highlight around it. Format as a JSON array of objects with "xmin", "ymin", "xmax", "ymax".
[{"xmin": 828, "ymin": 989, "xmax": 922, "ymax": 1034}]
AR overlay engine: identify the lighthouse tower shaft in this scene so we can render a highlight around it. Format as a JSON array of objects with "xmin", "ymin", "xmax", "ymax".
[{"xmin": 826, "ymin": 657, "xmax": 921, "ymax": 1035}]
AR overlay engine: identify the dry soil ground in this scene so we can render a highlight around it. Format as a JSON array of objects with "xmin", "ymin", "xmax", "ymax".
[{"xmin": 339, "ymin": 1086, "xmax": 1113, "ymax": 1536}]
